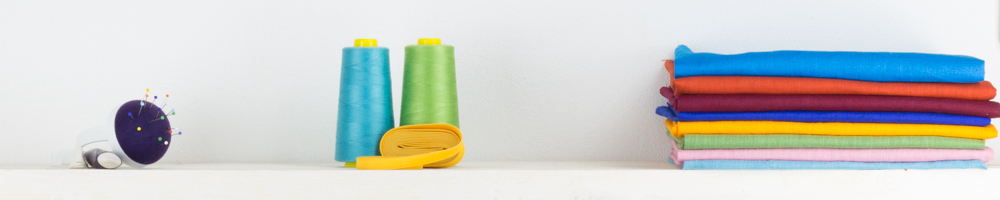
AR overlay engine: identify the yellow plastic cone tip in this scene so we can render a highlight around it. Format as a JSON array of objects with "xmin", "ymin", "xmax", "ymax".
[
  {"xmin": 344, "ymin": 162, "xmax": 357, "ymax": 168},
  {"xmin": 354, "ymin": 39, "xmax": 377, "ymax": 47},
  {"xmin": 417, "ymin": 38, "xmax": 441, "ymax": 45}
]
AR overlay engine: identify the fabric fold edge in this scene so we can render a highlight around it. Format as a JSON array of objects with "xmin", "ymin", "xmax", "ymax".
[
  {"xmin": 664, "ymin": 119, "xmax": 998, "ymax": 139},
  {"xmin": 669, "ymin": 138, "xmax": 994, "ymax": 165}
]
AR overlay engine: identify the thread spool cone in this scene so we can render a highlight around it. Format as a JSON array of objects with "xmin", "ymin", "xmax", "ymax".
[
  {"xmin": 400, "ymin": 38, "xmax": 459, "ymax": 127},
  {"xmin": 335, "ymin": 41, "xmax": 394, "ymax": 163}
]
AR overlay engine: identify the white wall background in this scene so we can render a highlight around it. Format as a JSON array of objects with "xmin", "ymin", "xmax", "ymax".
[{"xmin": 1, "ymin": 0, "xmax": 998, "ymax": 165}]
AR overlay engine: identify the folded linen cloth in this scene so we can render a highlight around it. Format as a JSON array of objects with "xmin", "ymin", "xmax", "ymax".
[
  {"xmin": 656, "ymin": 106, "xmax": 991, "ymax": 126},
  {"xmin": 670, "ymin": 134, "xmax": 986, "ymax": 150},
  {"xmin": 671, "ymin": 159, "xmax": 988, "ymax": 170},
  {"xmin": 664, "ymin": 74, "xmax": 995, "ymax": 101},
  {"xmin": 671, "ymin": 45, "xmax": 984, "ymax": 83},
  {"xmin": 668, "ymin": 139, "xmax": 993, "ymax": 165},
  {"xmin": 660, "ymin": 87, "xmax": 1000, "ymax": 118},
  {"xmin": 664, "ymin": 119, "xmax": 997, "ymax": 139}
]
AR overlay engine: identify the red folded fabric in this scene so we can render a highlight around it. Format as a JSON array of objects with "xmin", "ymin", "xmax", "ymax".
[
  {"xmin": 664, "ymin": 60, "xmax": 997, "ymax": 100},
  {"xmin": 660, "ymin": 87, "xmax": 1000, "ymax": 118}
]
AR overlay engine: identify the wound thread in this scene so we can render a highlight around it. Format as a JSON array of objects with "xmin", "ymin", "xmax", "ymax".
[
  {"xmin": 335, "ymin": 39, "xmax": 394, "ymax": 163},
  {"xmin": 400, "ymin": 38, "xmax": 460, "ymax": 127}
]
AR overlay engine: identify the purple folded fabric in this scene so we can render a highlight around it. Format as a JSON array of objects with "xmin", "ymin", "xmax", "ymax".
[{"xmin": 660, "ymin": 87, "xmax": 1000, "ymax": 118}]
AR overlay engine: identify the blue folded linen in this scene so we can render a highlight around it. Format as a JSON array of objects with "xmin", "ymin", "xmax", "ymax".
[
  {"xmin": 672, "ymin": 159, "xmax": 987, "ymax": 170},
  {"xmin": 656, "ymin": 106, "xmax": 990, "ymax": 126},
  {"xmin": 673, "ymin": 45, "xmax": 984, "ymax": 83}
]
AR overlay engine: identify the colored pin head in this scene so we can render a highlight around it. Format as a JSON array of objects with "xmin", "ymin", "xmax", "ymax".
[
  {"xmin": 160, "ymin": 116, "xmax": 164, "ymax": 120},
  {"xmin": 140, "ymin": 102, "xmax": 145, "ymax": 106},
  {"xmin": 166, "ymin": 94, "xmax": 169, "ymax": 98},
  {"xmin": 146, "ymin": 88, "xmax": 149, "ymax": 92},
  {"xmin": 154, "ymin": 96, "xmax": 157, "ymax": 99},
  {"xmin": 128, "ymin": 112, "xmax": 132, "ymax": 117},
  {"xmin": 137, "ymin": 127, "xmax": 142, "ymax": 131},
  {"xmin": 145, "ymin": 94, "xmax": 148, "ymax": 98},
  {"xmin": 178, "ymin": 132, "xmax": 182, "ymax": 135},
  {"xmin": 158, "ymin": 137, "xmax": 162, "ymax": 141}
]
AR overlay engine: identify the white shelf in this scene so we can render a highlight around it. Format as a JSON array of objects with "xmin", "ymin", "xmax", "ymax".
[{"xmin": 3, "ymin": 162, "xmax": 999, "ymax": 199}]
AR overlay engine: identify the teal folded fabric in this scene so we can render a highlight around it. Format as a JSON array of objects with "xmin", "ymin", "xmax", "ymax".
[
  {"xmin": 671, "ymin": 159, "xmax": 987, "ymax": 170},
  {"xmin": 673, "ymin": 45, "xmax": 984, "ymax": 83}
]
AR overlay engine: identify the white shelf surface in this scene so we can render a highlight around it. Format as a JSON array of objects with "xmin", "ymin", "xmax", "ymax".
[{"xmin": 3, "ymin": 162, "xmax": 1000, "ymax": 199}]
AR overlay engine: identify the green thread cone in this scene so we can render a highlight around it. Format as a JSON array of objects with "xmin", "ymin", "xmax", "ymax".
[{"xmin": 400, "ymin": 41, "xmax": 459, "ymax": 127}]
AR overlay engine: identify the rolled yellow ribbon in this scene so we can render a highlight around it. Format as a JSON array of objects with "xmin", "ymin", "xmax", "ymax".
[{"xmin": 356, "ymin": 124, "xmax": 464, "ymax": 170}]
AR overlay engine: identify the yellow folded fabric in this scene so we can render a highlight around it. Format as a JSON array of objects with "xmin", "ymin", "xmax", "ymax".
[
  {"xmin": 356, "ymin": 124, "xmax": 464, "ymax": 170},
  {"xmin": 664, "ymin": 119, "xmax": 997, "ymax": 139}
]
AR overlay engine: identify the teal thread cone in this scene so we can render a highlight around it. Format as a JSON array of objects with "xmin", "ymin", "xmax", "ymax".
[
  {"xmin": 400, "ymin": 40, "xmax": 459, "ymax": 127},
  {"xmin": 335, "ymin": 45, "xmax": 394, "ymax": 163}
]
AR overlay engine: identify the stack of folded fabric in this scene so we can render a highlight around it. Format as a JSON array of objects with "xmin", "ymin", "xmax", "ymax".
[{"xmin": 657, "ymin": 45, "xmax": 998, "ymax": 170}]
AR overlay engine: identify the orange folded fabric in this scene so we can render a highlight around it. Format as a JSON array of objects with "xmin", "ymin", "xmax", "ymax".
[{"xmin": 663, "ymin": 60, "xmax": 996, "ymax": 100}]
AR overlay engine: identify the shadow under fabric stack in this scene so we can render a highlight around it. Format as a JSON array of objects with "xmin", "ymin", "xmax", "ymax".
[{"xmin": 657, "ymin": 45, "xmax": 999, "ymax": 170}]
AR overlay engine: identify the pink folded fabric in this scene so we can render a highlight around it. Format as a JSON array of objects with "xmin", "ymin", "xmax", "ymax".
[{"xmin": 669, "ymin": 139, "xmax": 994, "ymax": 165}]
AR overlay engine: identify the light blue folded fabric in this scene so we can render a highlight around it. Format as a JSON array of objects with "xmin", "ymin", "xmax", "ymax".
[
  {"xmin": 675, "ymin": 159, "xmax": 987, "ymax": 170},
  {"xmin": 673, "ymin": 45, "xmax": 984, "ymax": 83}
]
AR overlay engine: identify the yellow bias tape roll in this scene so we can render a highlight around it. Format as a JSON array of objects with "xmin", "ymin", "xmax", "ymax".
[
  {"xmin": 664, "ymin": 119, "xmax": 998, "ymax": 139},
  {"xmin": 356, "ymin": 124, "xmax": 464, "ymax": 170}
]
